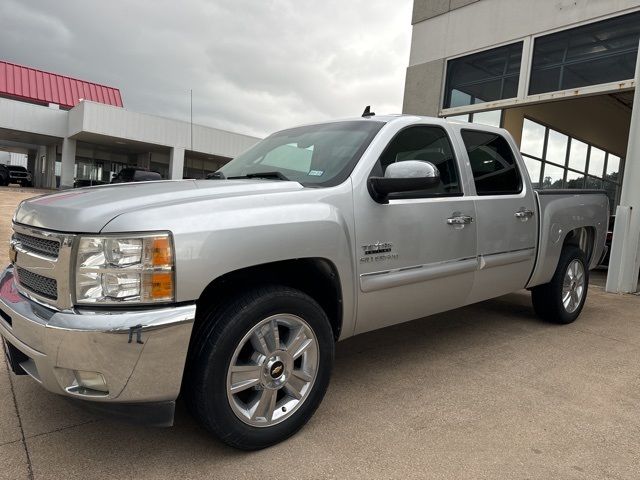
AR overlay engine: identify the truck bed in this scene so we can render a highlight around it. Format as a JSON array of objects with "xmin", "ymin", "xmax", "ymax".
[{"xmin": 527, "ymin": 189, "xmax": 609, "ymax": 288}]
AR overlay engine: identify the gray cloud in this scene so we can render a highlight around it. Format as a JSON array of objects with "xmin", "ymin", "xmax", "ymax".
[{"xmin": 0, "ymin": 0, "xmax": 411, "ymax": 137}]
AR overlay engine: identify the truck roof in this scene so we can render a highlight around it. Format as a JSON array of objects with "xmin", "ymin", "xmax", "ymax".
[{"xmin": 291, "ymin": 113, "xmax": 508, "ymax": 136}]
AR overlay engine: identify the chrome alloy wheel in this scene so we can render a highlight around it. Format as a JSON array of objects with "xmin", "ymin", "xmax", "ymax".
[
  {"xmin": 562, "ymin": 259, "xmax": 585, "ymax": 313},
  {"xmin": 226, "ymin": 314, "xmax": 319, "ymax": 427}
]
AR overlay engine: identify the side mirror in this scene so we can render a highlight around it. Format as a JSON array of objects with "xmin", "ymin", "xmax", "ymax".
[{"xmin": 368, "ymin": 160, "xmax": 440, "ymax": 203}]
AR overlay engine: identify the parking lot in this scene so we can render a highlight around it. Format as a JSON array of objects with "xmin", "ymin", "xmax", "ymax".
[{"xmin": 1, "ymin": 186, "xmax": 640, "ymax": 479}]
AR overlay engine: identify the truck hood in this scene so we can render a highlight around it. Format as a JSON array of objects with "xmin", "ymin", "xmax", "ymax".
[{"xmin": 15, "ymin": 179, "xmax": 304, "ymax": 233}]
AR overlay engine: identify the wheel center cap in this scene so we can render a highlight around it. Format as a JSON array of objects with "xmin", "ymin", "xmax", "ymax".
[
  {"xmin": 262, "ymin": 354, "xmax": 290, "ymax": 389},
  {"xmin": 270, "ymin": 361, "xmax": 285, "ymax": 379}
]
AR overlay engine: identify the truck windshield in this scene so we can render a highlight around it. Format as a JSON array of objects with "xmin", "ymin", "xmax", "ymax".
[{"xmin": 216, "ymin": 121, "xmax": 385, "ymax": 187}]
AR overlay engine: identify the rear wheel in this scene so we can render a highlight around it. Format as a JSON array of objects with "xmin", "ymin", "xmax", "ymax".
[
  {"xmin": 185, "ymin": 286, "xmax": 334, "ymax": 450},
  {"xmin": 531, "ymin": 245, "xmax": 588, "ymax": 324}
]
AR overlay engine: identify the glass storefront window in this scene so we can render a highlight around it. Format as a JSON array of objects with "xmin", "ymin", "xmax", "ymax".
[
  {"xmin": 541, "ymin": 163, "xmax": 564, "ymax": 189},
  {"xmin": 529, "ymin": 12, "xmax": 640, "ymax": 95},
  {"xmin": 585, "ymin": 176, "xmax": 602, "ymax": 189},
  {"xmin": 565, "ymin": 171, "xmax": 585, "ymax": 189},
  {"xmin": 520, "ymin": 118, "xmax": 623, "ymax": 212},
  {"xmin": 588, "ymin": 147, "xmax": 605, "ymax": 177},
  {"xmin": 444, "ymin": 42, "xmax": 523, "ymax": 108},
  {"xmin": 606, "ymin": 154, "xmax": 620, "ymax": 177},
  {"xmin": 546, "ymin": 130, "xmax": 567, "ymax": 166},
  {"xmin": 523, "ymin": 156, "xmax": 541, "ymax": 187},
  {"xmin": 568, "ymin": 139, "xmax": 588, "ymax": 172},
  {"xmin": 521, "ymin": 119, "xmax": 545, "ymax": 158},
  {"xmin": 472, "ymin": 110, "xmax": 502, "ymax": 127}
]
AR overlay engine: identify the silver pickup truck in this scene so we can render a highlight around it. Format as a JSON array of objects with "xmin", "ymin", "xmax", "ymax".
[{"xmin": 0, "ymin": 115, "xmax": 608, "ymax": 450}]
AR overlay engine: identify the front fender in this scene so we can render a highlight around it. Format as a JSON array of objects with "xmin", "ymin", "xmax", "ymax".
[{"xmin": 101, "ymin": 192, "xmax": 357, "ymax": 338}]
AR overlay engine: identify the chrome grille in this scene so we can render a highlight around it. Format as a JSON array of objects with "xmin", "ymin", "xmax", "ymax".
[
  {"xmin": 14, "ymin": 232, "xmax": 60, "ymax": 258},
  {"xmin": 12, "ymin": 224, "xmax": 75, "ymax": 310},
  {"xmin": 16, "ymin": 267, "xmax": 58, "ymax": 300}
]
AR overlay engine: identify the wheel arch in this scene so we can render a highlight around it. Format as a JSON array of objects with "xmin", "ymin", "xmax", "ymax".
[
  {"xmin": 190, "ymin": 258, "xmax": 344, "ymax": 346},
  {"xmin": 562, "ymin": 226, "xmax": 595, "ymax": 264}
]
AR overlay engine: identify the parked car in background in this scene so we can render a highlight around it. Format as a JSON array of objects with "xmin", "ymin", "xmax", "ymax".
[
  {"xmin": 111, "ymin": 168, "xmax": 162, "ymax": 184},
  {"xmin": 0, "ymin": 165, "xmax": 9, "ymax": 186},
  {"xmin": 0, "ymin": 115, "xmax": 608, "ymax": 451},
  {"xmin": 73, "ymin": 179, "xmax": 108, "ymax": 188},
  {"xmin": 5, "ymin": 166, "xmax": 32, "ymax": 187}
]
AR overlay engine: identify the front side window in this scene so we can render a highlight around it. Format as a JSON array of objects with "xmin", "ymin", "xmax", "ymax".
[
  {"xmin": 218, "ymin": 121, "xmax": 384, "ymax": 187},
  {"xmin": 444, "ymin": 42, "xmax": 523, "ymax": 108},
  {"xmin": 529, "ymin": 12, "xmax": 640, "ymax": 95},
  {"xmin": 461, "ymin": 130, "xmax": 522, "ymax": 195},
  {"xmin": 374, "ymin": 126, "xmax": 462, "ymax": 198}
]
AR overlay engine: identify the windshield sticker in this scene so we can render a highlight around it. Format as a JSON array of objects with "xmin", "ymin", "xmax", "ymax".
[{"xmin": 308, "ymin": 170, "xmax": 324, "ymax": 177}]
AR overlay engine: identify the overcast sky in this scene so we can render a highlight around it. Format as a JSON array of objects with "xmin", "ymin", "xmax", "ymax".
[{"xmin": 0, "ymin": 0, "xmax": 412, "ymax": 138}]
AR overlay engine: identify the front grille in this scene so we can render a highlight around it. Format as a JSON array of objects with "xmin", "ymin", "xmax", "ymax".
[
  {"xmin": 16, "ymin": 267, "xmax": 58, "ymax": 300},
  {"xmin": 14, "ymin": 233, "xmax": 60, "ymax": 258}
]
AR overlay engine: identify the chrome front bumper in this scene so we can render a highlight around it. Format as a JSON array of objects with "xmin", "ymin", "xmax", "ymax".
[{"xmin": 0, "ymin": 266, "xmax": 195, "ymax": 419}]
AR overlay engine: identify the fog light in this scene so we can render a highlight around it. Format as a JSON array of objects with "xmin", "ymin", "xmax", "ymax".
[{"xmin": 74, "ymin": 370, "xmax": 108, "ymax": 393}]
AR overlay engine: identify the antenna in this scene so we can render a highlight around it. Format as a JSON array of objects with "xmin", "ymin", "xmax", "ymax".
[{"xmin": 362, "ymin": 105, "xmax": 375, "ymax": 117}]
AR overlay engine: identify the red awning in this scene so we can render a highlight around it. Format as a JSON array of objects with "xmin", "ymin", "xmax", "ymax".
[{"xmin": 0, "ymin": 60, "xmax": 123, "ymax": 109}]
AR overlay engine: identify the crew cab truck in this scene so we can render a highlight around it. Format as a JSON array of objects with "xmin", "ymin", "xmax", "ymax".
[{"xmin": 0, "ymin": 115, "xmax": 608, "ymax": 450}]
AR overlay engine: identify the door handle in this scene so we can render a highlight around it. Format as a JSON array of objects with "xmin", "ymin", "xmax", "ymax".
[
  {"xmin": 447, "ymin": 214, "xmax": 474, "ymax": 225},
  {"xmin": 514, "ymin": 208, "xmax": 534, "ymax": 221}
]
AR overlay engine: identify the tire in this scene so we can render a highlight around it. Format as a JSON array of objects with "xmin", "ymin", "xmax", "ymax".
[
  {"xmin": 531, "ymin": 245, "xmax": 589, "ymax": 324},
  {"xmin": 0, "ymin": 176, "xmax": 8, "ymax": 187},
  {"xmin": 185, "ymin": 285, "xmax": 335, "ymax": 450}
]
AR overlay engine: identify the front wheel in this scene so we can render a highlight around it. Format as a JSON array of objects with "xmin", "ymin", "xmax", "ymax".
[
  {"xmin": 185, "ymin": 286, "xmax": 334, "ymax": 450},
  {"xmin": 531, "ymin": 245, "xmax": 588, "ymax": 324}
]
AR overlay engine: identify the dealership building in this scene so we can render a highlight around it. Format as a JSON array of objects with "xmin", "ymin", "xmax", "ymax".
[
  {"xmin": 0, "ymin": 60, "xmax": 259, "ymax": 188},
  {"xmin": 403, "ymin": 0, "xmax": 640, "ymax": 292}
]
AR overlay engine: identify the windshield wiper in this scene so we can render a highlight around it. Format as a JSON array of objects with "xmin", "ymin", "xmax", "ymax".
[{"xmin": 227, "ymin": 171, "xmax": 289, "ymax": 181}]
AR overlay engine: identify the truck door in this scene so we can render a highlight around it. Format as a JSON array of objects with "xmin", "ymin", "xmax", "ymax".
[
  {"xmin": 353, "ymin": 125, "xmax": 477, "ymax": 334},
  {"xmin": 458, "ymin": 129, "xmax": 537, "ymax": 303}
]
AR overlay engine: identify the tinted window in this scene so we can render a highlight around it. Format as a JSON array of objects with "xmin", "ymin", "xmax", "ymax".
[
  {"xmin": 529, "ymin": 12, "xmax": 640, "ymax": 95},
  {"xmin": 375, "ymin": 126, "xmax": 461, "ymax": 197},
  {"xmin": 461, "ymin": 130, "xmax": 522, "ymax": 195},
  {"xmin": 444, "ymin": 42, "xmax": 522, "ymax": 108}
]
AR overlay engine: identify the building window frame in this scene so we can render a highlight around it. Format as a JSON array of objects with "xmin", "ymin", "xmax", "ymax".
[
  {"xmin": 528, "ymin": 10, "xmax": 640, "ymax": 96},
  {"xmin": 442, "ymin": 41, "xmax": 524, "ymax": 109}
]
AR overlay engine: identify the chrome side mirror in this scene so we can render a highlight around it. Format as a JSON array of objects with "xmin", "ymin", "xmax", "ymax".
[{"xmin": 368, "ymin": 160, "xmax": 440, "ymax": 204}]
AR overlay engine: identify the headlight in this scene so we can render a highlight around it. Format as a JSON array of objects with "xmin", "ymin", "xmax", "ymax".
[{"xmin": 75, "ymin": 233, "xmax": 174, "ymax": 304}]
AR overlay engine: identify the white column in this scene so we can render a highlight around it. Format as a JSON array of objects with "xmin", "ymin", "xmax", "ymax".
[
  {"xmin": 606, "ymin": 41, "xmax": 640, "ymax": 293},
  {"xmin": 169, "ymin": 147, "xmax": 185, "ymax": 180},
  {"xmin": 60, "ymin": 137, "xmax": 76, "ymax": 189},
  {"xmin": 45, "ymin": 144, "xmax": 57, "ymax": 189}
]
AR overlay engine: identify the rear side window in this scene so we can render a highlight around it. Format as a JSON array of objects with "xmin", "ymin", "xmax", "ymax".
[
  {"xmin": 376, "ymin": 126, "xmax": 462, "ymax": 198},
  {"xmin": 461, "ymin": 130, "xmax": 522, "ymax": 195}
]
